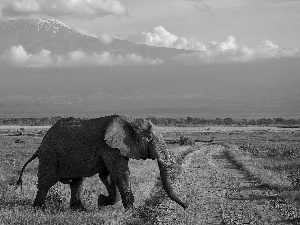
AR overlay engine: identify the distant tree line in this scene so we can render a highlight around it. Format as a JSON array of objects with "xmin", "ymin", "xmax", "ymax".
[
  {"xmin": 148, "ymin": 117, "xmax": 300, "ymax": 127},
  {"xmin": 0, "ymin": 116, "xmax": 299, "ymax": 127},
  {"xmin": 0, "ymin": 117, "xmax": 62, "ymax": 126}
]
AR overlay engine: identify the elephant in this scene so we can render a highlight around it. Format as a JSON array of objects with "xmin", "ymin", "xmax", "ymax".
[{"xmin": 16, "ymin": 115, "xmax": 187, "ymax": 210}]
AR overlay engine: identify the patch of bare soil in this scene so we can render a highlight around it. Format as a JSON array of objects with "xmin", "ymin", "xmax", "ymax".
[{"xmin": 155, "ymin": 144, "xmax": 297, "ymax": 224}]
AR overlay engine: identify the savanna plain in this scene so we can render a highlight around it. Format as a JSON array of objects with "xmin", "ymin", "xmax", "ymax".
[{"xmin": 1, "ymin": 123, "xmax": 300, "ymax": 224}]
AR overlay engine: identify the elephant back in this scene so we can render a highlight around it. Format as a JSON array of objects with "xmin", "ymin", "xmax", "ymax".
[{"xmin": 39, "ymin": 115, "xmax": 118, "ymax": 153}]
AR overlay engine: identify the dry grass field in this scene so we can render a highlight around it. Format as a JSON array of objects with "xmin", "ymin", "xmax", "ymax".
[
  {"xmin": 1, "ymin": 125, "xmax": 300, "ymax": 224},
  {"xmin": 0, "ymin": 130, "xmax": 161, "ymax": 224},
  {"xmin": 160, "ymin": 125, "xmax": 300, "ymax": 186}
]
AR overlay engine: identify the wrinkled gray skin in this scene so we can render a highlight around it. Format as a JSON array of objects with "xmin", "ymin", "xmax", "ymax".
[{"xmin": 17, "ymin": 115, "xmax": 187, "ymax": 210}]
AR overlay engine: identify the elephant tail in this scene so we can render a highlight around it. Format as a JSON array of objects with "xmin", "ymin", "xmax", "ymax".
[{"xmin": 16, "ymin": 152, "xmax": 38, "ymax": 188}]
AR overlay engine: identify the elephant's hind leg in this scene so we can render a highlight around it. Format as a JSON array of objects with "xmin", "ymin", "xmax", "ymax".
[
  {"xmin": 98, "ymin": 173, "xmax": 121, "ymax": 207},
  {"xmin": 70, "ymin": 178, "xmax": 85, "ymax": 211},
  {"xmin": 34, "ymin": 175, "xmax": 58, "ymax": 208},
  {"xmin": 33, "ymin": 189, "xmax": 49, "ymax": 208}
]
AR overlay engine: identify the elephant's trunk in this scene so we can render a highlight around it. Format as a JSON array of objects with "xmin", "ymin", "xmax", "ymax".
[
  {"xmin": 150, "ymin": 130, "xmax": 188, "ymax": 209},
  {"xmin": 157, "ymin": 158, "xmax": 188, "ymax": 209}
]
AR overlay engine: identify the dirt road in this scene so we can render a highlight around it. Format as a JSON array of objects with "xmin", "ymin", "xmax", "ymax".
[{"xmin": 155, "ymin": 144, "xmax": 298, "ymax": 224}]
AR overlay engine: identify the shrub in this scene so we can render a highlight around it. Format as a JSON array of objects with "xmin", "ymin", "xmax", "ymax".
[{"xmin": 179, "ymin": 135, "xmax": 195, "ymax": 145}]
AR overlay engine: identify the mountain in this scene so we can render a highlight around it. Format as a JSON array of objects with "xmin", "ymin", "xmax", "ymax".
[
  {"xmin": 0, "ymin": 19, "xmax": 300, "ymax": 118},
  {"xmin": 0, "ymin": 19, "xmax": 190, "ymax": 58}
]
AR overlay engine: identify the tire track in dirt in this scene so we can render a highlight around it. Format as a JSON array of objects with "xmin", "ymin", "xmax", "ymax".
[
  {"xmin": 207, "ymin": 145, "xmax": 289, "ymax": 225},
  {"xmin": 154, "ymin": 144, "xmax": 296, "ymax": 224},
  {"xmin": 155, "ymin": 144, "xmax": 226, "ymax": 224},
  {"xmin": 127, "ymin": 146, "xmax": 191, "ymax": 225}
]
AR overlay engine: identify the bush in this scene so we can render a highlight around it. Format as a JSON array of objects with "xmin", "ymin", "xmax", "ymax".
[
  {"xmin": 179, "ymin": 135, "xmax": 195, "ymax": 145},
  {"xmin": 239, "ymin": 143, "xmax": 299, "ymax": 159}
]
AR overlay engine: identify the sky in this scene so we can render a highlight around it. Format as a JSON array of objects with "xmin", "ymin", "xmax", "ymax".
[
  {"xmin": 1, "ymin": 0, "xmax": 300, "ymax": 48},
  {"xmin": 0, "ymin": 0, "xmax": 300, "ymax": 117},
  {"xmin": 68, "ymin": 0, "xmax": 300, "ymax": 48},
  {"xmin": 90, "ymin": 0, "xmax": 300, "ymax": 47},
  {"xmin": 1, "ymin": 0, "xmax": 300, "ymax": 65}
]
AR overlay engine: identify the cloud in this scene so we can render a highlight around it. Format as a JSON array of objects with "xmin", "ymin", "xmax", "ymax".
[
  {"xmin": 2, "ymin": 45, "xmax": 53, "ymax": 67},
  {"xmin": 194, "ymin": 2, "xmax": 211, "ymax": 13},
  {"xmin": 1, "ymin": 0, "xmax": 127, "ymax": 18},
  {"xmin": 131, "ymin": 26, "xmax": 207, "ymax": 51},
  {"xmin": 58, "ymin": 51, "xmax": 164, "ymax": 66},
  {"xmin": 75, "ymin": 28, "xmax": 99, "ymax": 38},
  {"xmin": 132, "ymin": 26, "xmax": 300, "ymax": 63},
  {"xmin": 98, "ymin": 34, "xmax": 114, "ymax": 44},
  {"xmin": 1, "ymin": 45, "xmax": 163, "ymax": 67},
  {"xmin": 209, "ymin": 36, "xmax": 238, "ymax": 52},
  {"xmin": 75, "ymin": 28, "xmax": 114, "ymax": 44},
  {"xmin": 185, "ymin": 0, "xmax": 211, "ymax": 13},
  {"xmin": 175, "ymin": 36, "xmax": 300, "ymax": 64}
]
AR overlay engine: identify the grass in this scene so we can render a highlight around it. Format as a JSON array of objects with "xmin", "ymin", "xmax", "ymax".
[
  {"xmin": 222, "ymin": 131, "xmax": 300, "ymax": 207},
  {"xmin": 224, "ymin": 144, "xmax": 292, "ymax": 190},
  {"xmin": 0, "ymin": 133, "xmax": 192, "ymax": 225},
  {"xmin": 162, "ymin": 126, "xmax": 300, "ymax": 208},
  {"xmin": 0, "ymin": 135, "xmax": 164, "ymax": 224},
  {"xmin": 2, "ymin": 125, "xmax": 300, "ymax": 223}
]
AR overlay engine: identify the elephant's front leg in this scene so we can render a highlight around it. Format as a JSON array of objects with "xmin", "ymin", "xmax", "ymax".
[
  {"xmin": 69, "ymin": 178, "xmax": 85, "ymax": 210},
  {"xmin": 98, "ymin": 173, "xmax": 121, "ymax": 207},
  {"xmin": 101, "ymin": 150, "xmax": 134, "ymax": 209},
  {"xmin": 115, "ymin": 171, "xmax": 134, "ymax": 209}
]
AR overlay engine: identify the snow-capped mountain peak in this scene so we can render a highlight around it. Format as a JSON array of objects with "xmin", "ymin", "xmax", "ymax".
[
  {"xmin": 36, "ymin": 18, "xmax": 77, "ymax": 34},
  {"xmin": 0, "ymin": 18, "xmax": 103, "ymax": 54},
  {"xmin": 0, "ymin": 18, "xmax": 188, "ymax": 57}
]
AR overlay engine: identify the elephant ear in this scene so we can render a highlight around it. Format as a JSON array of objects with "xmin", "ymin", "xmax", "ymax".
[{"xmin": 104, "ymin": 116, "xmax": 141, "ymax": 159}]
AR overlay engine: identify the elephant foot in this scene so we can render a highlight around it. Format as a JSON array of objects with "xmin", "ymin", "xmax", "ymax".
[
  {"xmin": 33, "ymin": 202, "xmax": 46, "ymax": 210},
  {"xmin": 70, "ymin": 201, "xmax": 86, "ymax": 211},
  {"xmin": 122, "ymin": 195, "xmax": 134, "ymax": 210},
  {"xmin": 123, "ymin": 203, "xmax": 134, "ymax": 210},
  {"xmin": 98, "ymin": 194, "xmax": 119, "ymax": 208}
]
